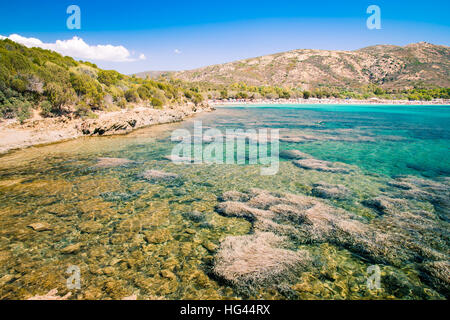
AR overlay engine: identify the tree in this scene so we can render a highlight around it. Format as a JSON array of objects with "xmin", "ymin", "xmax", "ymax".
[
  {"xmin": 303, "ymin": 91, "xmax": 311, "ymax": 99},
  {"xmin": 220, "ymin": 89, "xmax": 228, "ymax": 99},
  {"xmin": 125, "ymin": 89, "xmax": 139, "ymax": 102},
  {"xmin": 151, "ymin": 97, "xmax": 163, "ymax": 109},
  {"xmin": 44, "ymin": 82, "xmax": 75, "ymax": 113}
]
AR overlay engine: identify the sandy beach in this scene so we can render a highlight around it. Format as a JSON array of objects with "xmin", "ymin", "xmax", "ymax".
[{"xmin": 210, "ymin": 97, "xmax": 450, "ymax": 106}]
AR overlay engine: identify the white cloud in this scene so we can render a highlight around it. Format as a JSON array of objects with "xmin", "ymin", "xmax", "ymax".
[
  {"xmin": 174, "ymin": 49, "xmax": 182, "ymax": 54},
  {"xmin": 0, "ymin": 34, "xmax": 146, "ymax": 62},
  {"xmin": 138, "ymin": 53, "xmax": 146, "ymax": 60}
]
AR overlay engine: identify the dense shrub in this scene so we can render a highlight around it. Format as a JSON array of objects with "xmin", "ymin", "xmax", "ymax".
[
  {"xmin": 98, "ymin": 70, "xmax": 122, "ymax": 86},
  {"xmin": 137, "ymin": 86, "xmax": 151, "ymax": 100},
  {"xmin": 124, "ymin": 88, "xmax": 140, "ymax": 102},
  {"xmin": 44, "ymin": 82, "xmax": 75, "ymax": 113},
  {"xmin": 40, "ymin": 100, "xmax": 53, "ymax": 117},
  {"xmin": 151, "ymin": 97, "xmax": 163, "ymax": 108}
]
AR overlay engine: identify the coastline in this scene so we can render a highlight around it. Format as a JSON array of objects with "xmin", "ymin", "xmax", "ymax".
[
  {"xmin": 210, "ymin": 97, "xmax": 450, "ymax": 106},
  {"xmin": 1, "ymin": 97, "xmax": 448, "ymax": 156},
  {"xmin": 0, "ymin": 103, "xmax": 214, "ymax": 155}
]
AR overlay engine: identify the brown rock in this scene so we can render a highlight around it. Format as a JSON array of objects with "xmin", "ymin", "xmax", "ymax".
[
  {"xmin": 79, "ymin": 221, "xmax": 103, "ymax": 233},
  {"xmin": 28, "ymin": 222, "xmax": 51, "ymax": 232},
  {"xmin": 61, "ymin": 243, "xmax": 82, "ymax": 254}
]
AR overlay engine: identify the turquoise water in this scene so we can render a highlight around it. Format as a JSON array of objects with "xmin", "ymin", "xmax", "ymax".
[
  {"xmin": 0, "ymin": 104, "xmax": 448, "ymax": 300},
  {"xmin": 213, "ymin": 104, "xmax": 450, "ymax": 178}
]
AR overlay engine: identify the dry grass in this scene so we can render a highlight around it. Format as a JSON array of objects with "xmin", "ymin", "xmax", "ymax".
[
  {"xmin": 141, "ymin": 170, "xmax": 178, "ymax": 181},
  {"xmin": 213, "ymin": 232, "xmax": 311, "ymax": 288},
  {"xmin": 214, "ymin": 187, "xmax": 450, "ymax": 295},
  {"xmin": 94, "ymin": 157, "xmax": 133, "ymax": 168},
  {"xmin": 293, "ymin": 159, "xmax": 351, "ymax": 173}
]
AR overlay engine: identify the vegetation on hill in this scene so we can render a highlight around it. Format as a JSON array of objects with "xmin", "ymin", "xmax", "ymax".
[
  {"xmin": 173, "ymin": 81, "xmax": 450, "ymax": 102},
  {"xmin": 149, "ymin": 42, "xmax": 449, "ymax": 101},
  {"xmin": 0, "ymin": 39, "xmax": 205, "ymax": 123}
]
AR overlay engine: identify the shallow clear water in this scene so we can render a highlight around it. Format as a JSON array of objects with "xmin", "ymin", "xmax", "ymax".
[{"xmin": 0, "ymin": 105, "xmax": 449, "ymax": 300}]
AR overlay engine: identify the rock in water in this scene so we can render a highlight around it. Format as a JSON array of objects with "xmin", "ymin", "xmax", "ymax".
[
  {"xmin": 61, "ymin": 243, "xmax": 82, "ymax": 254},
  {"xmin": 94, "ymin": 157, "xmax": 133, "ymax": 168},
  {"xmin": 279, "ymin": 149, "xmax": 312, "ymax": 160},
  {"xmin": 311, "ymin": 182, "xmax": 351, "ymax": 200},
  {"xmin": 293, "ymin": 159, "xmax": 351, "ymax": 173},
  {"xmin": 141, "ymin": 170, "xmax": 179, "ymax": 181},
  {"xmin": 27, "ymin": 289, "xmax": 71, "ymax": 300},
  {"xmin": 213, "ymin": 232, "xmax": 312, "ymax": 289},
  {"xmin": 28, "ymin": 222, "xmax": 51, "ymax": 232},
  {"xmin": 79, "ymin": 221, "xmax": 103, "ymax": 233}
]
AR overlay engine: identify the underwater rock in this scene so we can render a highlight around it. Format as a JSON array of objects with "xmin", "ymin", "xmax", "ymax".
[
  {"xmin": 61, "ymin": 243, "xmax": 83, "ymax": 254},
  {"xmin": 141, "ymin": 170, "xmax": 179, "ymax": 181},
  {"xmin": 0, "ymin": 274, "xmax": 15, "ymax": 286},
  {"xmin": 293, "ymin": 159, "xmax": 351, "ymax": 173},
  {"xmin": 202, "ymin": 241, "xmax": 218, "ymax": 252},
  {"xmin": 213, "ymin": 232, "xmax": 312, "ymax": 289},
  {"xmin": 216, "ymin": 201, "xmax": 274, "ymax": 221},
  {"xmin": 389, "ymin": 176, "xmax": 450, "ymax": 221},
  {"xmin": 27, "ymin": 222, "xmax": 51, "ymax": 232},
  {"xmin": 279, "ymin": 149, "xmax": 312, "ymax": 160},
  {"xmin": 94, "ymin": 157, "xmax": 133, "ymax": 168},
  {"xmin": 311, "ymin": 182, "xmax": 351, "ymax": 200},
  {"xmin": 27, "ymin": 289, "xmax": 71, "ymax": 300},
  {"xmin": 182, "ymin": 210, "xmax": 206, "ymax": 223},
  {"xmin": 144, "ymin": 229, "xmax": 173, "ymax": 244},
  {"xmin": 247, "ymin": 193, "xmax": 282, "ymax": 210},
  {"xmin": 79, "ymin": 221, "xmax": 103, "ymax": 233},
  {"xmin": 362, "ymin": 196, "xmax": 409, "ymax": 215}
]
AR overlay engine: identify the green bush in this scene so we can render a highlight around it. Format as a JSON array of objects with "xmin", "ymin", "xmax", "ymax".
[
  {"xmin": 303, "ymin": 91, "xmax": 311, "ymax": 99},
  {"xmin": 40, "ymin": 100, "xmax": 53, "ymax": 117},
  {"xmin": 98, "ymin": 70, "xmax": 121, "ymax": 86},
  {"xmin": 151, "ymin": 97, "xmax": 163, "ymax": 108},
  {"xmin": 125, "ymin": 89, "xmax": 140, "ymax": 102},
  {"xmin": 16, "ymin": 100, "xmax": 31, "ymax": 123},
  {"xmin": 74, "ymin": 101, "xmax": 91, "ymax": 118},
  {"xmin": 11, "ymin": 78, "xmax": 27, "ymax": 93},
  {"xmin": 44, "ymin": 82, "xmax": 75, "ymax": 112},
  {"xmin": 137, "ymin": 86, "xmax": 151, "ymax": 100}
]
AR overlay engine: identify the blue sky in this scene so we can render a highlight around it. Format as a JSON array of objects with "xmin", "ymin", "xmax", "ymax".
[{"xmin": 0, "ymin": 0, "xmax": 449, "ymax": 74}]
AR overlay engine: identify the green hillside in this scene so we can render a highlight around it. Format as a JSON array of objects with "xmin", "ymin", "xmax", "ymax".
[{"xmin": 0, "ymin": 39, "xmax": 204, "ymax": 122}]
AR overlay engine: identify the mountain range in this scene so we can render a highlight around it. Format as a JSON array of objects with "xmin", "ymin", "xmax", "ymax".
[{"xmin": 137, "ymin": 42, "xmax": 450, "ymax": 90}]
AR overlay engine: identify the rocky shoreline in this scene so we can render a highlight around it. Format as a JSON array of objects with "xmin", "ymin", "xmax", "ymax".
[{"xmin": 0, "ymin": 103, "xmax": 214, "ymax": 155}]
